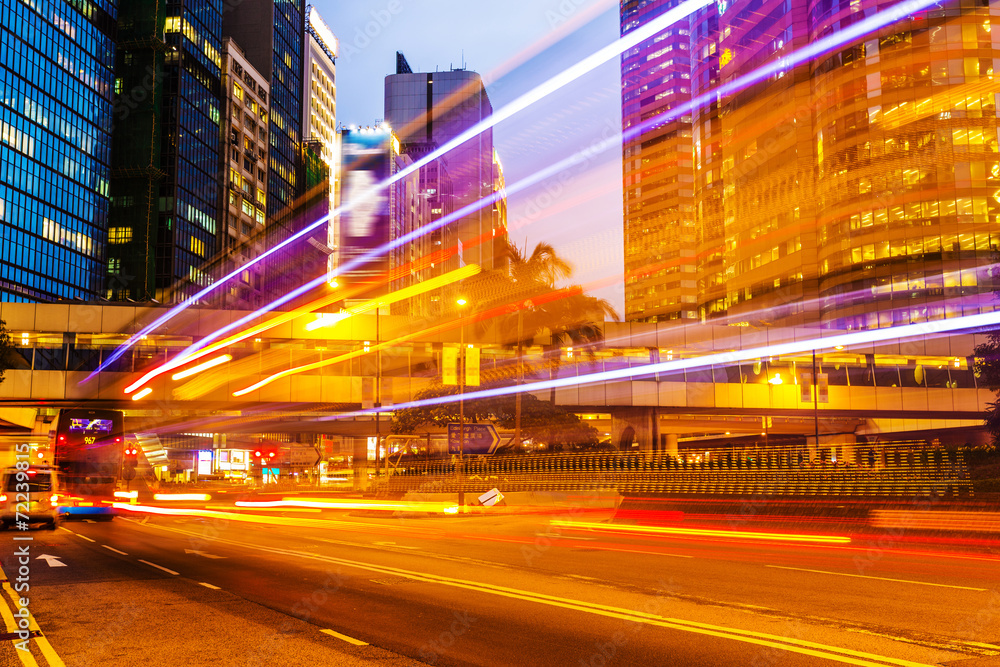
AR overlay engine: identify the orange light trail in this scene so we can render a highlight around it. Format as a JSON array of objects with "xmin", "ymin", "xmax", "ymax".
[
  {"xmin": 549, "ymin": 519, "xmax": 852, "ymax": 544},
  {"xmin": 124, "ymin": 231, "xmax": 497, "ymax": 396}
]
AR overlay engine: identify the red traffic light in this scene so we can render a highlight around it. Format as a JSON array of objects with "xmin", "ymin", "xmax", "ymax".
[
  {"xmin": 254, "ymin": 450, "xmax": 262, "ymax": 458},
  {"xmin": 268, "ymin": 450, "xmax": 277, "ymax": 459}
]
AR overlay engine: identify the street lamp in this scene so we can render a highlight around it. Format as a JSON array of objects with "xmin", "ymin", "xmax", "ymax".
[{"xmin": 456, "ymin": 296, "xmax": 467, "ymax": 510}]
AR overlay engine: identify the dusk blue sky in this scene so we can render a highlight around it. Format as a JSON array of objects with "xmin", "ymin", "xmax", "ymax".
[{"xmin": 313, "ymin": 0, "xmax": 626, "ymax": 315}]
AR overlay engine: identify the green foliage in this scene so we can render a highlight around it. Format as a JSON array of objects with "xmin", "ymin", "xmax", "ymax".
[
  {"xmin": 390, "ymin": 380, "xmax": 600, "ymax": 449},
  {"xmin": 974, "ymin": 330, "xmax": 1000, "ymax": 445},
  {"xmin": 0, "ymin": 320, "xmax": 11, "ymax": 385}
]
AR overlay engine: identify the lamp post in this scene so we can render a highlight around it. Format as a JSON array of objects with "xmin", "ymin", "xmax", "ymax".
[
  {"xmin": 375, "ymin": 301, "xmax": 383, "ymax": 482},
  {"xmin": 456, "ymin": 297, "xmax": 467, "ymax": 510}
]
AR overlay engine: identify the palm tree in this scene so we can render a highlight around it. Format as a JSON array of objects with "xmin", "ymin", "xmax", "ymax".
[{"xmin": 468, "ymin": 240, "xmax": 619, "ymax": 446}]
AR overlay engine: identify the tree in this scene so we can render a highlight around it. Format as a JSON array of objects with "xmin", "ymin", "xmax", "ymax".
[
  {"xmin": 390, "ymin": 379, "xmax": 601, "ymax": 451},
  {"xmin": 469, "ymin": 240, "xmax": 618, "ymax": 437},
  {"xmin": 0, "ymin": 320, "xmax": 12, "ymax": 385},
  {"xmin": 974, "ymin": 331, "xmax": 1000, "ymax": 447}
]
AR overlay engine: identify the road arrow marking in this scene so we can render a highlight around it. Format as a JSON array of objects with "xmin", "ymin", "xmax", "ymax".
[
  {"xmin": 36, "ymin": 554, "xmax": 67, "ymax": 568},
  {"xmin": 184, "ymin": 549, "xmax": 226, "ymax": 559}
]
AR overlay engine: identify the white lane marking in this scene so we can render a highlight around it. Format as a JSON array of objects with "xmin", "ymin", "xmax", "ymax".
[
  {"xmin": 321, "ymin": 629, "xmax": 368, "ymax": 645},
  {"xmin": 184, "ymin": 548, "xmax": 226, "ymax": 559},
  {"xmin": 373, "ymin": 541, "xmax": 419, "ymax": 550},
  {"xmin": 125, "ymin": 519, "xmax": 939, "ymax": 667},
  {"xmin": 75, "ymin": 533, "xmax": 96, "ymax": 543},
  {"xmin": 57, "ymin": 527, "xmax": 73, "ymax": 534},
  {"xmin": 102, "ymin": 545, "xmax": 128, "ymax": 556},
  {"xmin": 138, "ymin": 559, "xmax": 179, "ymax": 575},
  {"xmin": 36, "ymin": 554, "xmax": 67, "ymax": 568},
  {"xmin": 199, "ymin": 582, "xmax": 221, "ymax": 590},
  {"xmin": 765, "ymin": 565, "xmax": 988, "ymax": 592}
]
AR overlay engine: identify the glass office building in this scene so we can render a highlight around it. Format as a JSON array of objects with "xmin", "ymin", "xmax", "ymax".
[
  {"xmin": 622, "ymin": 0, "xmax": 1000, "ymax": 330},
  {"xmin": 385, "ymin": 53, "xmax": 507, "ymax": 280},
  {"xmin": 620, "ymin": 0, "xmax": 699, "ymax": 323},
  {"xmin": 0, "ymin": 0, "xmax": 117, "ymax": 301},
  {"xmin": 108, "ymin": 0, "xmax": 223, "ymax": 303},
  {"xmin": 224, "ymin": 0, "xmax": 305, "ymax": 303}
]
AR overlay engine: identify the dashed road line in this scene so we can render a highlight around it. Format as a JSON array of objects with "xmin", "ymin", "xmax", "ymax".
[
  {"xmin": 198, "ymin": 582, "xmax": 221, "ymax": 590},
  {"xmin": 101, "ymin": 545, "xmax": 128, "ymax": 556},
  {"xmin": 321, "ymin": 629, "xmax": 368, "ymax": 645},
  {"xmin": 74, "ymin": 534, "xmax": 95, "ymax": 544},
  {"xmin": 137, "ymin": 560, "xmax": 179, "ymax": 576},
  {"xmin": 765, "ymin": 565, "xmax": 988, "ymax": 592},
  {"xmin": 130, "ymin": 519, "xmax": 941, "ymax": 667}
]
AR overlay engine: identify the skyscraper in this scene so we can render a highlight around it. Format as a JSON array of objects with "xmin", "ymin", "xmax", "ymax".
[
  {"xmin": 0, "ymin": 0, "xmax": 117, "ymax": 301},
  {"xmin": 224, "ymin": 0, "xmax": 304, "ymax": 227},
  {"xmin": 620, "ymin": 0, "xmax": 698, "ymax": 323},
  {"xmin": 302, "ymin": 6, "xmax": 338, "ymax": 283},
  {"xmin": 384, "ymin": 52, "xmax": 508, "ymax": 289},
  {"xmin": 109, "ymin": 0, "xmax": 223, "ymax": 303},
  {"xmin": 224, "ymin": 0, "xmax": 306, "ymax": 303},
  {"xmin": 216, "ymin": 37, "xmax": 269, "ymax": 309},
  {"xmin": 622, "ymin": 0, "xmax": 1000, "ymax": 330}
]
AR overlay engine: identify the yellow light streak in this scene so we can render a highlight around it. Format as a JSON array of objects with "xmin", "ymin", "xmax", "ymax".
[
  {"xmin": 305, "ymin": 264, "xmax": 480, "ymax": 332},
  {"xmin": 114, "ymin": 491, "xmax": 138, "ymax": 498},
  {"xmin": 234, "ymin": 266, "xmax": 481, "ymax": 396},
  {"xmin": 153, "ymin": 493, "xmax": 212, "ymax": 502},
  {"xmin": 123, "ymin": 282, "xmax": 362, "ymax": 394},
  {"xmin": 131, "ymin": 387, "xmax": 153, "ymax": 401},
  {"xmin": 235, "ymin": 498, "xmax": 460, "ymax": 514},
  {"xmin": 171, "ymin": 354, "xmax": 232, "ymax": 381},
  {"xmin": 550, "ymin": 520, "xmax": 851, "ymax": 544}
]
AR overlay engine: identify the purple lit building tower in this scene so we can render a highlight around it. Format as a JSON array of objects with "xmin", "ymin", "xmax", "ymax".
[{"xmin": 622, "ymin": 0, "xmax": 1000, "ymax": 330}]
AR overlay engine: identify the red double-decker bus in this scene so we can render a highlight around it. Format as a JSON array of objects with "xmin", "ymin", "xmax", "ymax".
[{"xmin": 52, "ymin": 409, "xmax": 125, "ymax": 520}]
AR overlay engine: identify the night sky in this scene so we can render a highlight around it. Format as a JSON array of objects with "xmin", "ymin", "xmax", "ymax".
[{"xmin": 313, "ymin": 0, "xmax": 626, "ymax": 315}]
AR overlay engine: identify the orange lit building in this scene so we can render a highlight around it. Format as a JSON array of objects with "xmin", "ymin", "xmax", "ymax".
[{"xmin": 622, "ymin": 0, "xmax": 1000, "ymax": 329}]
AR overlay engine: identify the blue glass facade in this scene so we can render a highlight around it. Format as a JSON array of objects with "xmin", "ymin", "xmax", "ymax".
[
  {"xmin": 159, "ymin": 0, "xmax": 223, "ymax": 302},
  {"xmin": 107, "ymin": 0, "xmax": 223, "ymax": 303},
  {"xmin": 267, "ymin": 0, "xmax": 302, "ymax": 221},
  {"xmin": 0, "ymin": 0, "xmax": 117, "ymax": 302},
  {"xmin": 223, "ymin": 0, "xmax": 305, "ymax": 302}
]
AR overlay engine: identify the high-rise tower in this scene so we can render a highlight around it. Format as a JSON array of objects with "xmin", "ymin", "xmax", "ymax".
[
  {"xmin": 0, "ymin": 0, "xmax": 117, "ymax": 301},
  {"xmin": 384, "ymin": 52, "xmax": 508, "ymax": 286},
  {"xmin": 109, "ymin": 0, "xmax": 224, "ymax": 303},
  {"xmin": 622, "ymin": 0, "xmax": 1000, "ymax": 330}
]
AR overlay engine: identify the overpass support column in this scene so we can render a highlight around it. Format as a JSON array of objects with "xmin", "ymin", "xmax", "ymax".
[
  {"xmin": 611, "ymin": 408, "xmax": 660, "ymax": 452},
  {"xmin": 664, "ymin": 433, "xmax": 678, "ymax": 457}
]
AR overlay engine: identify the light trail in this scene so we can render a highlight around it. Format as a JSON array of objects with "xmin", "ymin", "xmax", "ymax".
[
  {"xmin": 112, "ymin": 0, "xmax": 950, "ymax": 399},
  {"xmin": 551, "ymin": 520, "xmax": 852, "ymax": 544},
  {"xmin": 170, "ymin": 354, "xmax": 232, "ymax": 381},
  {"xmin": 231, "ymin": 280, "xmax": 590, "ymax": 397},
  {"xmin": 88, "ymin": 0, "xmax": 713, "ymax": 380},
  {"xmin": 305, "ymin": 264, "xmax": 481, "ymax": 332},
  {"xmin": 319, "ymin": 307, "xmax": 1000, "ymax": 421}
]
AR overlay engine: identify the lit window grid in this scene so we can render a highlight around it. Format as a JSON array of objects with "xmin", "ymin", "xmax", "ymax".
[
  {"xmin": 0, "ymin": 0, "xmax": 115, "ymax": 301},
  {"xmin": 622, "ymin": 0, "xmax": 1000, "ymax": 329}
]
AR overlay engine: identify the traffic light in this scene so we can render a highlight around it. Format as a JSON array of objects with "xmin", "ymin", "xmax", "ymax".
[{"xmin": 124, "ymin": 446, "xmax": 139, "ymax": 466}]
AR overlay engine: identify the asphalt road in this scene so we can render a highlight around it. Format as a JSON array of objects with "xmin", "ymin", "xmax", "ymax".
[{"xmin": 1, "ymin": 505, "xmax": 999, "ymax": 667}]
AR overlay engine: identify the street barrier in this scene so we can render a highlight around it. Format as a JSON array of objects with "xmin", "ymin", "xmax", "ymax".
[{"xmin": 378, "ymin": 447, "xmax": 972, "ymax": 498}]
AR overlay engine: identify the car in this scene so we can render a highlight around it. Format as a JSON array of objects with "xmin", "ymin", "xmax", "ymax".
[{"xmin": 0, "ymin": 465, "xmax": 62, "ymax": 530}]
